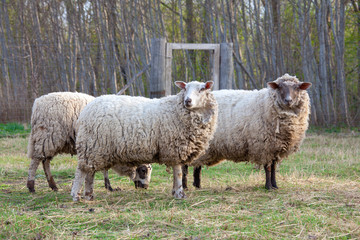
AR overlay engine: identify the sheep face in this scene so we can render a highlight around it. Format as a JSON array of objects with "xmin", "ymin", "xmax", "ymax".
[
  {"xmin": 133, "ymin": 164, "xmax": 152, "ymax": 189},
  {"xmin": 175, "ymin": 81, "xmax": 214, "ymax": 109},
  {"xmin": 268, "ymin": 78, "xmax": 311, "ymax": 108}
]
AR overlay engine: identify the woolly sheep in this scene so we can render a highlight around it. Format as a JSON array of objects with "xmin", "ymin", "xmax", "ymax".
[
  {"xmin": 185, "ymin": 74, "xmax": 312, "ymax": 190},
  {"xmin": 26, "ymin": 92, "xmax": 151, "ymax": 193},
  {"xmin": 71, "ymin": 81, "xmax": 218, "ymax": 201}
]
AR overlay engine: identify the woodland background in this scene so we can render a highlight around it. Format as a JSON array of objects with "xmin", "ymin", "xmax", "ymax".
[{"xmin": 0, "ymin": 0, "xmax": 359, "ymax": 126}]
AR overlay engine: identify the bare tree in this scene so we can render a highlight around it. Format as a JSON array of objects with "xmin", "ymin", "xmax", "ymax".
[
  {"xmin": 328, "ymin": 0, "xmax": 350, "ymax": 125},
  {"xmin": 0, "ymin": 0, "xmax": 357, "ymax": 126}
]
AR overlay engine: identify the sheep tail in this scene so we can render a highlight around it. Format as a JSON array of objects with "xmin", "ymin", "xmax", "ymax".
[
  {"xmin": 275, "ymin": 118, "xmax": 280, "ymax": 134},
  {"xmin": 27, "ymin": 133, "xmax": 34, "ymax": 159}
]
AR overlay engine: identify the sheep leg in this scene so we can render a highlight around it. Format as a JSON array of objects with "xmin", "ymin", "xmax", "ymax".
[
  {"xmin": 264, "ymin": 165, "xmax": 272, "ymax": 190},
  {"xmin": 42, "ymin": 158, "xmax": 58, "ymax": 191},
  {"xmin": 172, "ymin": 164, "xmax": 186, "ymax": 199},
  {"xmin": 271, "ymin": 162, "xmax": 278, "ymax": 189},
  {"xmin": 103, "ymin": 170, "xmax": 114, "ymax": 192},
  {"xmin": 84, "ymin": 171, "xmax": 95, "ymax": 201},
  {"xmin": 193, "ymin": 166, "xmax": 202, "ymax": 188},
  {"xmin": 181, "ymin": 165, "xmax": 188, "ymax": 190},
  {"xmin": 71, "ymin": 167, "xmax": 87, "ymax": 201},
  {"xmin": 27, "ymin": 158, "xmax": 41, "ymax": 192}
]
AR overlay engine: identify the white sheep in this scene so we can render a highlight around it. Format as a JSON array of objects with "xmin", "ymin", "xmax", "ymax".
[
  {"xmin": 26, "ymin": 92, "xmax": 151, "ymax": 193},
  {"xmin": 186, "ymin": 74, "xmax": 312, "ymax": 190},
  {"xmin": 71, "ymin": 81, "xmax": 218, "ymax": 201}
]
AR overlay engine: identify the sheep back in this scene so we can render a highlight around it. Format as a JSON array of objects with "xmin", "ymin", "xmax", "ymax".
[
  {"xmin": 76, "ymin": 91, "xmax": 218, "ymax": 172},
  {"xmin": 27, "ymin": 92, "xmax": 95, "ymax": 160},
  {"xmin": 192, "ymin": 86, "xmax": 310, "ymax": 167}
]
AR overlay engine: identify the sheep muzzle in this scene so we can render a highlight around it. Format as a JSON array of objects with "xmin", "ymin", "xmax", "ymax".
[{"xmin": 134, "ymin": 180, "xmax": 148, "ymax": 189}]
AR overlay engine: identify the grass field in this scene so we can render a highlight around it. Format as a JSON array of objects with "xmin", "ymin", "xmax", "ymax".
[
  {"xmin": 0, "ymin": 129, "xmax": 359, "ymax": 239},
  {"xmin": 0, "ymin": 123, "xmax": 31, "ymax": 138}
]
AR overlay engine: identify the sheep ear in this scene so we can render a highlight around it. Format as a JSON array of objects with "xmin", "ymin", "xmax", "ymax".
[
  {"xmin": 298, "ymin": 82, "xmax": 312, "ymax": 90},
  {"xmin": 175, "ymin": 81, "xmax": 187, "ymax": 89},
  {"xmin": 267, "ymin": 82, "xmax": 278, "ymax": 89},
  {"xmin": 204, "ymin": 81, "xmax": 214, "ymax": 90}
]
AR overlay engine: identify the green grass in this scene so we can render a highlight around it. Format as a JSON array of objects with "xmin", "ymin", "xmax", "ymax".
[
  {"xmin": 0, "ymin": 123, "xmax": 31, "ymax": 138},
  {"xmin": 0, "ymin": 131, "xmax": 359, "ymax": 239}
]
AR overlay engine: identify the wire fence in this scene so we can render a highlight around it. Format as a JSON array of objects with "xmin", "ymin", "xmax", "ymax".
[{"xmin": 0, "ymin": 49, "xmax": 217, "ymax": 124}]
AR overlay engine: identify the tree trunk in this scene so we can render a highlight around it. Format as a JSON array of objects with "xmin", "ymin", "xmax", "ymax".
[
  {"xmin": 315, "ymin": 0, "xmax": 331, "ymax": 125},
  {"xmin": 271, "ymin": 0, "xmax": 285, "ymax": 76},
  {"xmin": 0, "ymin": 3, "xmax": 11, "ymax": 121},
  {"xmin": 240, "ymin": 0, "xmax": 255, "ymax": 88},
  {"xmin": 350, "ymin": 0, "xmax": 360, "ymax": 122},
  {"xmin": 328, "ymin": 0, "xmax": 350, "ymax": 126},
  {"xmin": 185, "ymin": 0, "xmax": 196, "ymax": 81}
]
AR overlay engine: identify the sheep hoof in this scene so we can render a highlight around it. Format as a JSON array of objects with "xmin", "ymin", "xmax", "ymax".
[
  {"xmin": 72, "ymin": 196, "xmax": 80, "ymax": 202},
  {"xmin": 84, "ymin": 195, "xmax": 94, "ymax": 201},
  {"xmin": 193, "ymin": 182, "xmax": 201, "ymax": 189},
  {"xmin": 71, "ymin": 193, "xmax": 81, "ymax": 202},
  {"xmin": 265, "ymin": 184, "xmax": 272, "ymax": 190},
  {"xmin": 27, "ymin": 180, "xmax": 35, "ymax": 193},
  {"xmin": 49, "ymin": 177, "xmax": 58, "ymax": 191},
  {"xmin": 84, "ymin": 192, "xmax": 94, "ymax": 201},
  {"xmin": 265, "ymin": 185, "xmax": 278, "ymax": 190},
  {"xmin": 172, "ymin": 188, "xmax": 186, "ymax": 199}
]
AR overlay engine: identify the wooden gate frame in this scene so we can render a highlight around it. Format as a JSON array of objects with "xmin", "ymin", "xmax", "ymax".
[
  {"xmin": 165, "ymin": 43, "xmax": 220, "ymax": 91},
  {"xmin": 150, "ymin": 38, "xmax": 233, "ymax": 98}
]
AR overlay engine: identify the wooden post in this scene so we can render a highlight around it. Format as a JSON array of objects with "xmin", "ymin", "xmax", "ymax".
[
  {"xmin": 150, "ymin": 38, "xmax": 169, "ymax": 98},
  {"xmin": 165, "ymin": 42, "xmax": 173, "ymax": 95},
  {"xmin": 213, "ymin": 45, "xmax": 220, "ymax": 90},
  {"xmin": 219, "ymin": 43, "xmax": 234, "ymax": 89},
  {"xmin": 155, "ymin": 41, "xmax": 232, "ymax": 93}
]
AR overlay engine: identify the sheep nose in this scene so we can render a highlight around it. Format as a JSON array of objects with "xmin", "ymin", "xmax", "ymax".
[
  {"xmin": 285, "ymin": 97, "xmax": 292, "ymax": 104},
  {"xmin": 134, "ymin": 180, "xmax": 149, "ymax": 189},
  {"xmin": 185, "ymin": 98, "xmax": 192, "ymax": 106}
]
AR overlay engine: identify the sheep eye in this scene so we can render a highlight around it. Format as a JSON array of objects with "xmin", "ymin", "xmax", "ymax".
[{"xmin": 199, "ymin": 88, "xmax": 205, "ymax": 92}]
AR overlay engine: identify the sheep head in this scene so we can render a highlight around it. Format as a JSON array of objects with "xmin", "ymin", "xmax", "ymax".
[
  {"xmin": 268, "ymin": 74, "xmax": 311, "ymax": 109},
  {"xmin": 133, "ymin": 164, "xmax": 152, "ymax": 189},
  {"xmin": 175, "ymin": 81, "xmax": 214, "ymax": 110}
]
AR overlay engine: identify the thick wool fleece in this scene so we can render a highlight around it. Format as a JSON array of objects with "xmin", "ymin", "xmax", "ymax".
[
  {"xmin": 191, "ymin": 78, "xmax": 310, "ymax": 168},
  {"xmin": 27, "ymin": 92, "xmax": 95, "ymax": 160},
  {"xmin": 75, "ymin": 90, "xmax": 218, "ymax": 172}
]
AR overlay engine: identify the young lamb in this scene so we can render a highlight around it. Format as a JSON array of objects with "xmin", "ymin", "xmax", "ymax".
[
  {"xmin": 27, "ymin": 92, "xmax": 151, "ymax": 193},
  {"xmin": 71, "ymin": 81, "xmax": 218, "ymax": 201},
  {"xmin": 185, "ymin": 74, "xmax": 311, "ymax": 190}
]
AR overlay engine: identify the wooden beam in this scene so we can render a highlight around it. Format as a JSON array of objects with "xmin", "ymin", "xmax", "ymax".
[
  {"xmin": 163, "ymin": 41, "xmax": 234, "ymax": 91},
  {"xmin": 169, "ymin": 43, "xmax": 219, "ymax": 50},
  {"xmin": 212, "ymin": 45, "xmax": 220, "ymax": 90},
  {"xmin": 116, "ymin": 64, "xmax": 151, "ymax": 95},
  {"xmin": 219, "ymin": 43, "xmax": 234, "ymax": 89},
  {"xmin": 149, "ymin": 38, "xmax": 169, "ymax": 98},
  {"xmin": 165, "ymin": 42, "xmax": 173, "ymax": 95}
]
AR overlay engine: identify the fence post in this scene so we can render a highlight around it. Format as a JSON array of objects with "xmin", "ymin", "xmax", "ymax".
[
  {"xmin": 219, "ymin": 43, "xmax": 234, "ymax": 89},
  {"xmin": 150, "ymin": 38, "xmax": 169, "ymax": 98},
  {"xmin": 213, "ymin": 45, "xmax": 220, "ymax": 90}
]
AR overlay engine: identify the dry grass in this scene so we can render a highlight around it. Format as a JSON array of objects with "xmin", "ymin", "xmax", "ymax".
[{"xmin": 0, "ymin": 132, "xmax": 359, "ymax": 239}]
